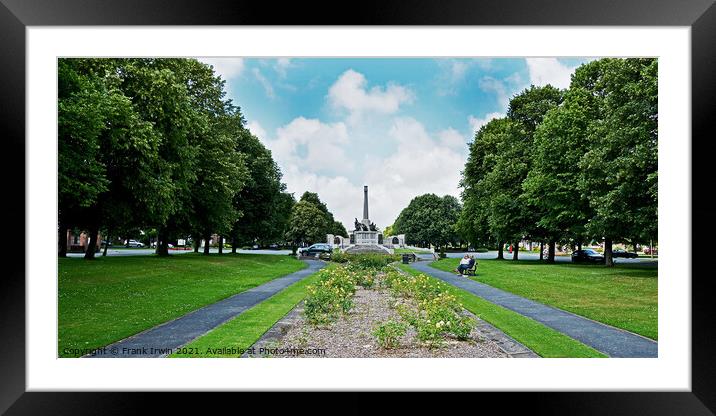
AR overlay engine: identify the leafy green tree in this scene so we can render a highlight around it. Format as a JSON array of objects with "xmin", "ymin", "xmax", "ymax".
[
  {"xmin": 263, "ymin": 192, "xmax": 296, "ymax": 246},
  {"xmin": 394, "ymin": 194, "xmax": 461, "ymax": 249},
  {"xmin": 300, "ymin": 191, "xmax": 339, "ymax": 237},
  {"xmin": 506, "ymin": 85, "xmax": 564, "ymax": 259},
  {"xmin": 229, "ymin": 130, "xmax": 285, "ymax": 251},
  {"xmin": 285, "ymin": 200, "xmax": 332, "ymax": 248},
  {"xmin": 192, "ymin": 108, "xmax": 248, "ymax": 255},
  {"xmin": 522, "ymin": 86, "xmax": 597, "ymax": 261},
  {"xmin": 58, "ymin": 60, "xmax": 110, "ymax": 257},
  {"xmin": 459, "ymin": 118, "xmax": 522, "ymax": 259},
  {"xmin": 578, "ymin": 58, "xmax": 658, "ymax": 266},
  {"xmin": 332, "ymin": 220, "xmax": 349, "ymax": 237},
  {"xmin": 508, "ymin": 84, "xmax": 564, "ymax": 135},
  {"xmin": 59, "ymin": 59, "xmax": 165, "ymax": 259}
]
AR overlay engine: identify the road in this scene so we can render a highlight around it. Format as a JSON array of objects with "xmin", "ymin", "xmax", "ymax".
[
  {"xmin": 66, "ymin": 247, "xmax": 657, "ymax": 266},
  {"xmin": 65, "ymin": 248, "xmax": 293, "ymax": 257}
]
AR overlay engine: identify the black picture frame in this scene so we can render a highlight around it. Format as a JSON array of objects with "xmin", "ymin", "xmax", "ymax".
[{"xmin": 1, "ymin": 0, "xmax": 713, "ymax": 413}]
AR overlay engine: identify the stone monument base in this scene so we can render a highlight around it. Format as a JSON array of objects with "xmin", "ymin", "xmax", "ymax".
[{"xmin": 343, "ymin": 244, "xmax": 393, "ymax": 255}]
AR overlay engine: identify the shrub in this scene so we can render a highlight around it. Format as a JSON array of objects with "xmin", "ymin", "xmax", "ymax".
[
  {"xmin": 354, "ymin": 271, "xmax": 376, "ymax": 289},
  {"xmin": 303, "ymin": 267, "xmax": 356, "ymax": 325},
  {"xmin": 386, "ymin": 268, "xmax": 475, "ymax": 346},
  {"xmin": 329, "ymin": 252, "xmax": 350, "ymax": 263},
  {"xmin": 373, "ymin": 320, "xmax": 408, "ymax": 349},
  {"xmin": 331, "ymin": 253, "xmax": 400, "ymax": 268}
]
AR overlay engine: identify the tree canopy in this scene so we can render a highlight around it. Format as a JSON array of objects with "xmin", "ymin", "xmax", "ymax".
[
  {"xmin": 58, "ymin": 58, "xmax": 292, "ymax": 258},
  {"xmin": 458, "ymin": 58, "xmax": 658, "ymax": 265},
  {"xmin": 284, "ymin": 192, "xmax": 344, "ymax": 247},
  {"xmin": 394, "ymin": 194, "xmax": 462, "ymax": 249}
]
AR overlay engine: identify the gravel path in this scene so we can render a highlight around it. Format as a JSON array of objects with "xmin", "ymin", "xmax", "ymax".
[{"xmin": 263, "ymin": 284, "xmax": 509, "ymax": 358}]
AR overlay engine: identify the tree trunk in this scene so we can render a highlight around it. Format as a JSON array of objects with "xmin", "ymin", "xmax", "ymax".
[
  {"xmin": 547, "ymin": 240, "xmax": 556, "ymax": 263},
  {"xmin": 218, "ymin": 235, "xmax": 223, "ymax": 254},
  {"xmin": 604, "ymin": 238, "xmax": 614, "ymax": 267},
  {"xmin": 156, "ymin": 228, "xmax": 169, "ymax": 256},
  {"xmin": 232, "ymin": 236, "xmax": 237, "ymax": 254},
  {"xmin": 497, "ymin": 241, "xmax": 504, "ymax": 260},
  {"xmin": 193, "ymin": 236, "xmax": 200, "ymax": 253},
  {"xmin": 513, "ymin": 242, "xmax": 519, "ymax": 260},
  {"xmin": 84, "ymin": 224, "xmax": 100, "ymax": 260},
  {"xmin": 539, "ymin": 241, "xmax": 544, "ymax": 261},
  {"xmin": 650, "ymin": 239, "xmax": 653, "ymax": 259},
  {"xmin": 103, "ymin": 230, "xmax": 110, "ymax": 256},
  {"xmin": 58, "ymin": 220, "xmax": 68, "ymax": 258},
  {"xmin": 204, "ymin": 231, "xmax": 211, "ymax": 255},
  {"xmin": 577, "ymin": 242, "xmax": 582, "ymax": 251}
]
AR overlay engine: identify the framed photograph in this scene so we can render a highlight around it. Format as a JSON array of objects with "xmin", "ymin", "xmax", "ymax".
[{"xmin": 2, "ymin": 0, "xmax": 714, "ymax": 413}]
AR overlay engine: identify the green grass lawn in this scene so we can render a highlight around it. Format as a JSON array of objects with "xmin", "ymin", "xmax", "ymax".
[
  {"xmin": 58, "ymin": 253, "xmax": 306, "ymax": 357},
  {"xmin": 396, "ymin": 264, "xmax": 605, "ymax": 357},
  {"xmin": 430, "ymin": 258, "xmax": 657, "ymax": 340},
  {"xmin": 393, "ymin": 247, "xmax": 432, "ymax": 254},
  {"xmin": 170, "ymin": 263, "xmax": 335, "ymax": 357}
]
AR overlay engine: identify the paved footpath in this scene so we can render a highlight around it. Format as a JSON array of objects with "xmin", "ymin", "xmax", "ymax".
[
  {"xmin": 88, "ymin": 260, "xmax": 326, "ymax": 358},
  {"xmin": 410, "ymin": 261, "xmax": 657, "ymax": 358}
]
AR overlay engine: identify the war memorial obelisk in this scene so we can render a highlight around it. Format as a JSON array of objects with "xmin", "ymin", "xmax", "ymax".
[{"xmin": 344, "ymin": 186, "xmax": 389, "ymax": 254}]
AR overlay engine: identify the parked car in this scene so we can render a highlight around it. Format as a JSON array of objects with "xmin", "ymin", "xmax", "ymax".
[
  {"xmin": 125, "ymin": 239, "xmax": 144, "ymax": 248},
  {"xmin": 299, "ymin": 243, "xmax": 333, "ymax": 256},
  {"xmin": 571, "ymin": 249, "xmax": 605, "ymax": 264},
  {"xmin": 612, "ymin": 249, "xmax": 638, "ymax": 258}
]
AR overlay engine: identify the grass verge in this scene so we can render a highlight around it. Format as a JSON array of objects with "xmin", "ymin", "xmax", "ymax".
[
  {"xmin": 393, "ymin": 247, "xmax": 432, "ymax": 254},
  {"xmin": 170, "ymin": 263, "xmax": 336, "ymax": 357},
  {"xmin": 396, "ymin": 264, "xmax": 606, "ymax": 358},
  {"xmin": 58, "ymin": 253, "xmax": 306, "ymax": 357},
  {"xmin": 430, "ymin": 258, "xmax": 657, "ymax": 340}
]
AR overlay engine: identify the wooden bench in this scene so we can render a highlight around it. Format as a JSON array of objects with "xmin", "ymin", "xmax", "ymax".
[{"xmin": 457, "ymin": 261, "xmax": 477, "ymax": 276}]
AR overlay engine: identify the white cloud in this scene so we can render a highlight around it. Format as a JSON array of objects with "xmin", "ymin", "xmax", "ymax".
[
  {"xmin": 468, "ymin": 112, "xmax": 504, "ymax": 134},
  {"xmin": 436, "ymin": 60, "xmax": 470, "ymax": 96},
  {"xmin": 266, "ymin": 117, "xmax": 466, "ymax": 232},
  {"xmin": 327, "ymin": 69, "xmax": 414, "ymax": 122},
  {"xmin": 252, "ymin": 68, "xmax": 275, "ymax": 99},
  {"xmin": 198, "ymin": 58, "xmax": 245, "ymax": 80},
  {"xmin": 438, "ymin": 128, "xmax": 468, "ymax": 150},
  {"xmin": 274, "ymin": 58, "xmax": 292, "ymax": 78},
  {"xmin": 525, "ymin": 58, "xmax": 576, "ymax": 89},
  {"xmin": 478, "ymin": 76, "xmax": 512, "ymax": 110},
  {"xmin": 267, "ymin": 117, "xmax": 353, "ymax": 174},
  {"xmin": 246, "ymin": 120, "xmax": 267, "ymax": 140}
]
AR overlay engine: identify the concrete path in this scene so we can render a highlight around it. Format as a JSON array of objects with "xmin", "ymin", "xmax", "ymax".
[
  {"xmin": 87, "ymin": 260, "xmax": 326, "ymax": 358},
  {"xmin": 410, "ymin": 261, "xmax": 658, "ymax": 358}
]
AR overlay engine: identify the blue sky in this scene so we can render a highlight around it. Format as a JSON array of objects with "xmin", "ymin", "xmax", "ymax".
[{"xmin": 199, "ymin": 57, "xmax": 590, "ymax": 231}]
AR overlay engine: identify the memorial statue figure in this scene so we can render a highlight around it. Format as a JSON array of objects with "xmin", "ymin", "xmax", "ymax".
[{"xmin": 354, "ymin": 218, "xmax": 361, "ymax": 231}]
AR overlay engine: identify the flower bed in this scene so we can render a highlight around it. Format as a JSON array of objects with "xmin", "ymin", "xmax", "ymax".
[{"xmin": 262, "ymin": 256, "xmax": 510, "ymax": 358}]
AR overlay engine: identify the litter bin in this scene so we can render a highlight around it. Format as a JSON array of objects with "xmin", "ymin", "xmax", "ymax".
[{"xmin": 402, "ymin": 254, "xmax": 410, "ymax": 264}]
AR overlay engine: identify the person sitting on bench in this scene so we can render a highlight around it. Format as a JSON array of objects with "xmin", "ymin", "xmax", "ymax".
[
  {"xmin": 465, "ymin": 255, "xmax": 477, "ymax": 275},
  {"xmin": 455, "ymin": 255, "xmax": 472, "ymax": 274}
]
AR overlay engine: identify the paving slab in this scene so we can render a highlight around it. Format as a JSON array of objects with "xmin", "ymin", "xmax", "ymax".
[
  {"xmin": 87, "ymin": 260, "xmax": 326, "ymax": 358},
  {"xmin": 410, "ymin": 261, "xmax": 657, "ymax": 358}
]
